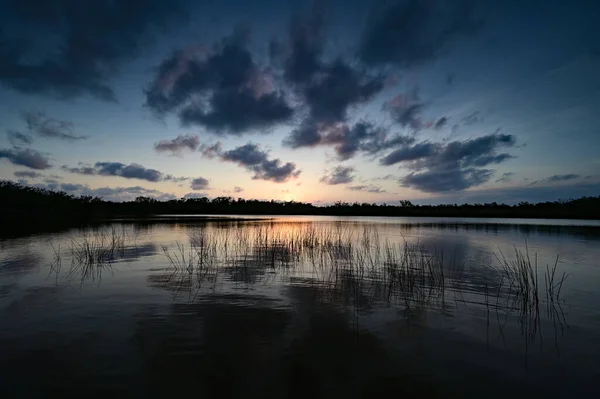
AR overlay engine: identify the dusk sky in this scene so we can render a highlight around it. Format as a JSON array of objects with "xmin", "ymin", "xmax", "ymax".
[{"xmin": 1, "ymin": 0, "xmax": 599, "ymax": 204}]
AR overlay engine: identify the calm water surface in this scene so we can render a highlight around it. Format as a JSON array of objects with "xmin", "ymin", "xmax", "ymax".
[{"xmin": 1, "ymin": 216, "xmax": 599, "ymax": 398}]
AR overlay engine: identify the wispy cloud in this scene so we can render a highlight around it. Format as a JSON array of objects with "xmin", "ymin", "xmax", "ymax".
[
  {"xmin": 348, "ymin": 185, "xmax": 386, "ymax": 193},
  {"xmin": 22, "ymin": 110, "xmax": 85, "ymax": 141}
]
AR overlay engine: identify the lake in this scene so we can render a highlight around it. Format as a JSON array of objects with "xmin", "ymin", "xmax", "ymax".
[{"xmin": 1, "ymin": 216, "xmax": 600, "ymax": 398}]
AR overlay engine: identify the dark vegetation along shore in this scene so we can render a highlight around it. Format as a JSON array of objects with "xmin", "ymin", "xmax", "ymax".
[{"xmin": 1, "ymin": 180, "xmax": 599, "ymax": 233}]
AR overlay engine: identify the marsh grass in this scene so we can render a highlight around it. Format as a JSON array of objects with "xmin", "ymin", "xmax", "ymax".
[
  {"xmin": 48, "ymin": 227, "xmax": 137, "ymax": 283},
  {"xmin": 47, "ymin": 222, "xmax": 569, "ymax": 354},
  {"xmin": 155, "ymin": 223, "xmax": 570, "ymax": 354}
]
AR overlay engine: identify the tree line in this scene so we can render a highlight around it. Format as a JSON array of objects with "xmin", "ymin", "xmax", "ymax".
[{"xmin": 2, "ymin": 180, "xmax": 600, "ymax": 227}]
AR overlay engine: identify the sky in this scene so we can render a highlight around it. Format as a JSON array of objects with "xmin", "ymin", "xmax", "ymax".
[{"xmin": 0, "ymin": 0, "xmax": 599, "ymax": 204}]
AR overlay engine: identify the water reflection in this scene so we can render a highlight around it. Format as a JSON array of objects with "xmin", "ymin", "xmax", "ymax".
[{"xmin": 1, "ymin": 218, "xmax": 599, "ymax": 397}]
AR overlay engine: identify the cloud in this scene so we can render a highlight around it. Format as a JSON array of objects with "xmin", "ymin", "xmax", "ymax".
[
  {"xmin": 380, "ymin": 142, "xmax": 437, "ymax": 166},
  {"xmin": 495, "ymin": 172, "xmax": 515, "ymax": 183},
  {"xmin": 199, "ymin": 142, "xmax": 223, "ymax": 159},
  {"xmin": 7, "ymin": 130, "xmax": 33, "ymax": 146},
  {"xmin": 276, "ymin": 9, "xmax": 384, "ymax": 127},
  {"xmin": 0, "ymin": 0, "xmax": 184, "ymax": 101},
  {"xmin": 381, "ymin": 132, "xmax": 517, "ymax": 192},
  {"xmin": 154, "ymin": 135, "xmax": 199, "ymax": 155},
  {"xmin": 401, "ymin": 168, "xmax": 494, "ymax": 193},
  {"xmin": 373, "ymin": 174, "xmax": 396, "ymax": 181},
  {"xmin": 0, "ymin": 147, "xmax": 52, "ymax": 169},
  {"xmin": 433, "ymin": 117, "xmax": 449, "ymax": 130},
  {"xmin": 183, "ymin": 192, "xmax": 209, "ymax": 199},
  {"xmin": 62, "ymin": 161, "xmax": 183, "ymax": 183},
  {"xmin": 179, "ymin": 89, "xmax": 294, "ymax": 134},
  {"xmin": 22, "ymin": 110, "xmax": 85, "ymax": 141},
  {"xmin": 214, "ymin": 143, "xmax": 301, "ymax": 183},
  {"xmin": 146, "ymin": 28, "xmax": 293, "ymax": 135},
  {"xmin": 281, "ymin": 7, "xmax": 327, "ymax": 85},
  {"xmin": 234, "ymin": 186, "xmax": 244, "ymax": 193},
  {"xmin": 190, "ymin": 177, "xmax": 210, "ymax": 190},
  {"xmin": 382, "ymin": 133, "xmax": 516, "ymax": 168},
  {"xmin": 95, "ymin": 162, "xmax": 162, "ymax": 182},
  {"xmin": 320, "ymin": 166, "xmax": 355, "ymax": 185},
  {"xmin": 547, "ymin": 174, "xmax": 580, "ymax": 182},
  {"xmin": 528, "ymin": 174, "xmax": 581, "ymax": 186},
  {"xmin": 284, "ymin": 120, "xmax": 414, "ymax": 160},
  {"xmin": 61, "ymin": 163, "xmax": 96, "ymax": 175},
  {"xmin": 383, "ymin": 89, "xmax": 432, "ymax": 131},
  {"xmin": 359, "ymin": 0, "xmax": 483, "ymax": 67},
  {"xmin": 451, "ymin": 111, "xmax": 483, "ymax": 133},
  {"xmin": 301, "ymin": 60, "xmax": 384, "ymax": 124},
  {"xmin": 348, "ymin": 185, "xmax": 386, "ymax": 193},
  {"xmin": 163, "ymin": 175, "xmax": 189, "ymax": 183},
  {"xmin": 14, "ymin": 170, "xmax": 42, "ymax": 179}
]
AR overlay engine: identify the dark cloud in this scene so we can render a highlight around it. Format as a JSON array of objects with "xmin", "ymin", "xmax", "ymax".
[
  {"xmin": 179, "ymin": 89, "xmax": 294, "ymax": 133},
  {"xmin": 95, "ymin": 162, "xmax": 162, "ymax": 182},
  {"xmin": 381, "ymin": 133, "xmax": 516, "ymax": 168},
  {"xmin": 0, "ymin": 0, "xmax": 185, "ymax": 101},
  {"xmin": 217, "ymin": 143, "xmax": 301, "ymax": 183},
  {"xmin": 348, "ymin": 185, "xmax": 386, "ymax": 194},
  {"xmin": 320, "ymin": 166, "xmax": 355, "ymax": 185},
  {"xmin": 283, "ymin": 121, "xmax": 323, "ymax": 148},
  {"xmin": 380, "ymin": 143, "xmax": 438, "ymax": 165},
  {"xmin": 0, "ymin": 147, "xmax": 52, "ymax": 169},
  {"xmin": 190, "ymin": 177, "xmax": 210, "ymax": 190},
  {"xmin": 359, "ymin": 0, "xmax": 483, "ymax": 67},
  {"xmin": 380, "ymin": 142, "xmax": 437, "ymax": 166},
  {"xmin": 282, "ymin": 7, "xmax": 327, "ymax": 85},
  {"xmin": 433, "ymin": 117, "xmax": 449, "ymax": 130},
  {"xmin": 199, "ymin": 142, "xmax": 223, "ymax": 159},
  {"xmin": 62, "ymin": 161, "xmax": 182, "ymax": 183},
  {"xmin": 284, "ymin": 120, "xmax": 414, "ymax": 160},
  {"xmin": 381, "ymin": 133, "xmax": 517, "ymax": 192},
  {"xmin": 302, "ymin": 61, "xmax": 384, "ymax": 124},
  {"xmin": 14, "ymin": 170, "xmax": 42, "ymax": 179},
  {"xmin": 234, "ymin": 186, "xmax": 244, "ymax": 193},
  {"xmin": 22, "ymin": 110, "xmax": 85, "ymax": 141},
  {"xmin": 154, "ymin": 135, "xmax": 199, "ymax": 155},
  {"xmin": 276, "ymin": 8, "xmax": 385, "ymax": 128},
  {"xmin": 146, "ymin": 28, "xmax": 293, "ymax": 135},
  {"xmin": 7, "ymin": 130, "xmax": 33, "ymax": 146},
  {"xmin": 495, "ymin": 172, "xmax": 514, "ymax": 184},
  {"xmin": 401, "ymin": 168, "xmax": 493, "ymax": 193}
]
